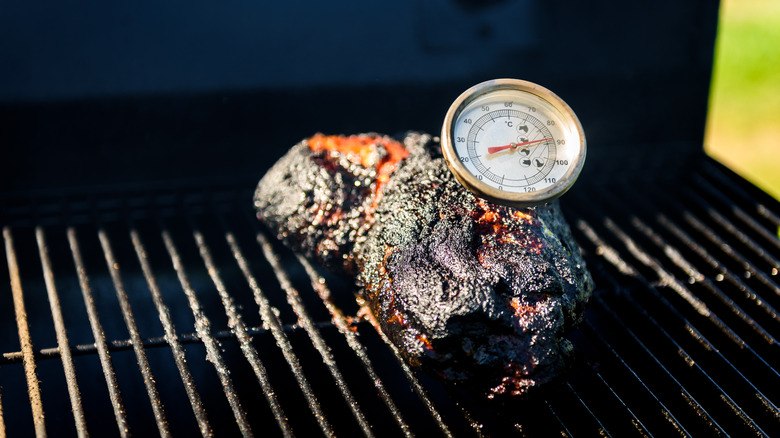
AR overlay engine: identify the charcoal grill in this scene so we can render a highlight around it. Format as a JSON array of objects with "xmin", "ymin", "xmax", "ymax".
[{"xmin": 2, "ymin": 0, "xmax": 779, "ymax": 436}]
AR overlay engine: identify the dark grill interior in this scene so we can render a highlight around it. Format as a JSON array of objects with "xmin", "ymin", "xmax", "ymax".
[{"xmin": 2, "ymin": 157, "xmax": 779, "ymax": 436}]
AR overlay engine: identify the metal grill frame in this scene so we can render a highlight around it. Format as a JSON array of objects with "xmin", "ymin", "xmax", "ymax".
[{"xmin": 1, "ymin": 156, "xmax": 779, "ymax": 436}]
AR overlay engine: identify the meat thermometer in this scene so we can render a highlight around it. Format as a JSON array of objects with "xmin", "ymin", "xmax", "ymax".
[{"xmin": 441, "ymin": 78, "xmax": 586, "ymax": 208}]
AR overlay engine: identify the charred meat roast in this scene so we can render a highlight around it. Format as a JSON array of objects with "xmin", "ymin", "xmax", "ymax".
[{"xmin": 254, "ymin": 132, "xmax": 593, "ymax": 398}]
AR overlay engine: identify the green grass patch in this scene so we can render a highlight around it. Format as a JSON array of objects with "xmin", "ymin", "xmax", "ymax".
[{"xmin": 706, "ymin": 0, "xmax": 780, "ymax": 200}]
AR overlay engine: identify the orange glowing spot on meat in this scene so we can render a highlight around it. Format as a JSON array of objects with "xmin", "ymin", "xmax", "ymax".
[
  {"xmin": 479, "ymin": 210, "xmax": 500, "ymax": 224},
  {"xmin": 513, "ymin": 211, "xmax": 533, "ymax": 221},
  {"xmin": 308, "ymin": 133, "xmax": 408, "ymax": 170},
  {"xmin": 387, "ymin": 313, "xmax": 405, "ymax": 325},
  {"xmin": 507, "ymin": 297, "xmax": 540, "ymax": 319},
  {"xmin": 308, "ymin": 133, "xmax": 409, "ymax": 208},
  {"xmin": 416, "ymin": 333, "xmax": 434, "ymax": 350}
]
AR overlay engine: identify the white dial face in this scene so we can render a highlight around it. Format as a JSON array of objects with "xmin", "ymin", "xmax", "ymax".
[{"xmin": 451, "ymin": 89, "xmax": 581, "ymax": 196}]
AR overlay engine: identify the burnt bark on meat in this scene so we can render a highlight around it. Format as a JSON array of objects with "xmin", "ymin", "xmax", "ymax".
[
  {"xmin": 254, "ymin": 133, "xmax": 406, "ymax": 274},
  {"xmin": 255, "ymin": 132, "xmax": 593, "ymax": 398}
]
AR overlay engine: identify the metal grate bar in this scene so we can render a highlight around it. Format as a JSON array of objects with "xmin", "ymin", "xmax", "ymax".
[
  {"xmin": 593, "ymin": 288, "xmax": 732, "ymax": 436},
  {"xmin": 577, "ymin": 219, "xmax": 725, "ymax": 434},
  {"xmin": 590, "ymin": 367, "xmax": 653, "ymax": 436},
  {"xmin": 574, "ymin": 219, "xmax": 715, "ymax": 436},
  {"xmin": 625, "ymin": 214, "xmax": 780, "ymax": 401},
  {"xmin": 446, "ymin": 402, "xmax": 486, "ymax": 437},
  {"xmin": 654, "ymin": 213, "xmax": 780, "ymax": 328},
  {"xmin": 682, "ymin": 186, "xmax": 780, "ymax": 273},
  {"xmin": 701, "ymin": 161, "xmax": 780, "ymax": 230},
  {"xmin": 601, "ymin": 215, "xmax": 713, "ymax": 318},
  {"xmin": 542, "ymin": 400, "xmax": 576, "ymax": 436},
  {"xmin": 543, "ymin": 401, "xmax": 573, "ymax": 437},
  {"xmin": 3, "ymin": 227, "xmax": 47, "ymax": 438},
  {"xmin": 603, "ymin": 190, "xmax": 780, "ymax": 345},
  {"xmin": 535, "ymin": 376, "xmax": 608, "ymax": 436},
  {"xmin": 66, "ymin": 227, "xmax": 130, "ymax": 437},
  {"xmin": 0, "ymin": 387, "xmax": 5, "ymax": 438},
  {"xmin": 96, "ymin": 227, "xmax": 171, "ymax": 437},
  {"xmin": 296, "ymin": 254, "xmax": 414, "ymax": 437},
  {"xmin": 575, "ymin": 205, "xmax": 777, "ymax": 435},
  {"xmin": 3, "ymin": 162, "xmax": 779, "ymax": 435},
  {"xmin": 630, "ymin": 213, "xmax": 776, "ymax": 342},
  {"xmin": 581, "ymin": 320, "xmax": 686, "ymax": 437},
  {"xmin": 1, "ymin": 321, "xmax": 332, "ymax": 364},
  {"xmin": 361, "ymin": 304, "xmax": 454, "ymax": 438},
  {"xmin": 607, "ymin": 189, "xmax": 780, "ymax": 423},
  {"xmin": 693, "ymin": 174, "xmax": 780, "ymax": 256},
  {"xmin": 618, "ymin": 284, "xmax": 772, "ymax": 436},
  {"xmin": 158, "ymin": 221, "xmax": 258, "ymax": 438},
  {"xmin": 34, "ymin": 227, "xmax": 88, "ymax": 438},
  {"xmin": 193, "ymin": 213, "xmax": 334, "ymax": 437},
  {"xmin": 639, "ymin": 190, "xmax": 780, "ymax": 379},
  {"xmin": 562, "ymin": 350, "xmax": 655, "ymax": 437},
  {"xmin": 565, "ymin": 381, "xmax": 613, "ymax": 437},
  {"xmin": 601, "ymin": 213, "xmax": 774, "ymax": 367},
  {"xmin": 667, "ymin": 195, "xmax": 780, "ymax": 300},
  {"xmin": 250, "ymin": 218, "xmax": 374, "ymax": 437},
  {"xmin": 607, "ymin": 205, "xmax": 776, "ymax": 400},
  {"xmin": 128, "ymin": 224, "xmax": 212, "ymax": 437}
]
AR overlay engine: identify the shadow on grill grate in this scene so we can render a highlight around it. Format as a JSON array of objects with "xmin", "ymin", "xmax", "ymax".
[{"xmin": 1, "ymin": 158, "xmax": 779, "ymax": 437}]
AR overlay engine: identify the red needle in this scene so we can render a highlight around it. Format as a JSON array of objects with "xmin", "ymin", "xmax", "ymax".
[{"xmin": 487, "ymin": 137, "xmax": 552, "ymax": 154}]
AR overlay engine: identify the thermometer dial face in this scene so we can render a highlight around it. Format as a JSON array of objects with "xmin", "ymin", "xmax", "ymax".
[{"xmin": 441, "ymin": 79, "xmax": 586, "ymax": 208}]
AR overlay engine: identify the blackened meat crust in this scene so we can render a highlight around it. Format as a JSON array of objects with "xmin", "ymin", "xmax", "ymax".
[
  {"xmin": 255, "ymin": 132, "xmax": 593, "ymax": 398},
  {"xmin": 254, "ymin": 133, "xmax": 406, "ymax": 274}
]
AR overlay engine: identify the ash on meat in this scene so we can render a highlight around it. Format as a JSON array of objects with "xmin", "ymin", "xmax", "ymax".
[{"xmin": 255, "ymin": 131, "xmax": 593, "ymax": 398}]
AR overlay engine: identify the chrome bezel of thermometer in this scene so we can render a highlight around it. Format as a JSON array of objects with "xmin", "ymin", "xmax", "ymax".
[{"xmin": 441, "ymin": 78, "xmax": 586, "ymax": 208}]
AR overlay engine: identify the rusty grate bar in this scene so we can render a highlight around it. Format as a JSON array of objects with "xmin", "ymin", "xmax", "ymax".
[
  {"xmin": 295, "ymin": 253, "xmax": 414, "ymax": 437},
  {"xmin": 0, "ymin": 387, "xmax": 5, "ymax": 438},
  {"xmin": 248, "ymin": 217, "xmax": 374, "ymax": 436},
  {"xmin": 360, "ymin": 303, "xmax": 454, "ymax": 437},
  {"xmin": 66, "ymin": 226, "xmax": 130, "ymax": 437},
  {"xmin": 128, "ymin": 224, "xmax": 212, "ymax": 437},
  {"xmin": 3, "ymin": 227, "xmax": 46, "ymax": 438},
  {"xmin": 96, "ymin": 227, "xmax": 171, "ymax": 437},
  {"xmin": 34, "ymin": 227, "xmax": 88, "ymax": 438},
  {"xmin": 188, "ymin": 212, "xmax": 334, "ymax": 436},
  {"xmin": 187, "ymin": 216, "xmax": 314, "ymax": 435},
  {"xmin": 158, "ymin": 220, "xmax": 259, "ymax": 437}
]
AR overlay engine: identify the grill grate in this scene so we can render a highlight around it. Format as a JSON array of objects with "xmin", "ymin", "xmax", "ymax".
[{"xmin": 1, "ymin": 157, "xmax": 779, "ymax": 436}]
